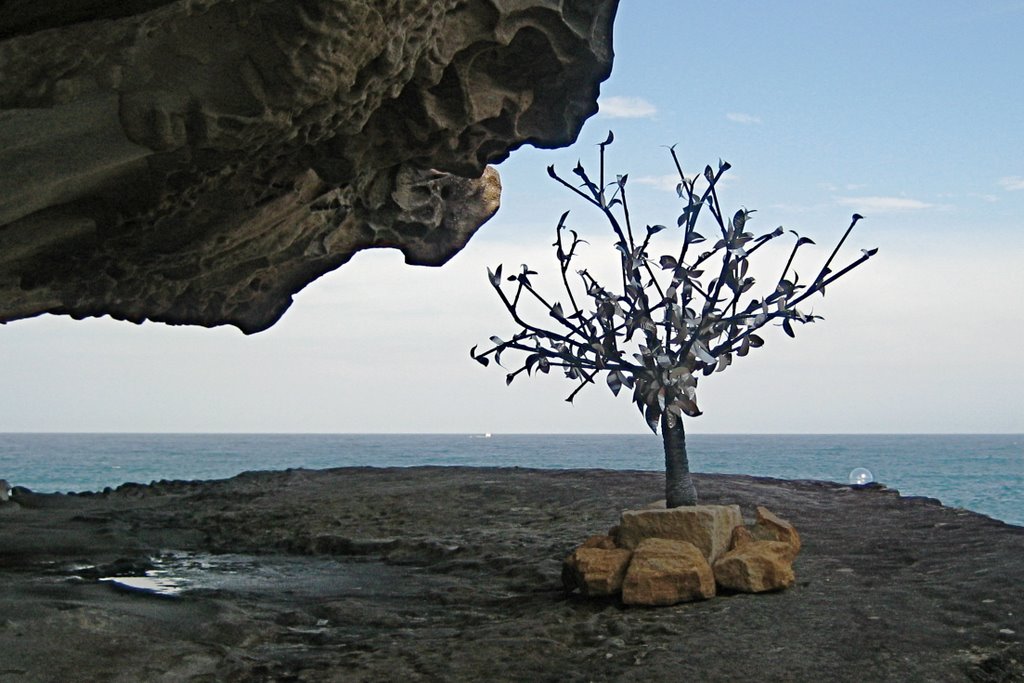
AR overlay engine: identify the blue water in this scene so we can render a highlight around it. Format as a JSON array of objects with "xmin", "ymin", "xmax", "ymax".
[{"xmin": 0, "ymin": 433, "xmax": 1020, "ymax": 526}]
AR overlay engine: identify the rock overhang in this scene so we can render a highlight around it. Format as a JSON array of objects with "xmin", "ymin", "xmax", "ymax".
[{"xmin": 0, "ymin": 0, "xmax": 619, "ymax": 333}]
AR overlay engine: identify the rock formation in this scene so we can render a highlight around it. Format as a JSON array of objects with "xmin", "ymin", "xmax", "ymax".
[
  {"xmin": 0, "ymin": 0, "xmax": 618, "ymax": 332},
  {"xmin": 614, "ymin": 504, "xmax": 742, "ymax": 563},
  {"xmin": 621, "ymin": 538, "xmax": 716, "ymax": 605},
  {"xmin": 713, "ymin": 536, "xmax": 797, "ymax": 594},
  {"xmin": 562, "ymin": 541, "xmax": 631, "ymax": 597},
  {"xmin": 566, "ymin": 504, "xmax": 801, "ymax": 605},
  {"xmin": 711, "ymin": 505, "xmax": 802, "ymax": 593}
]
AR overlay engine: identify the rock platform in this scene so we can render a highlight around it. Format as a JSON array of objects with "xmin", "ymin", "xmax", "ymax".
[{"xmin": 0, "ymin": 467, "xmax": 1021, "ymax": 681}]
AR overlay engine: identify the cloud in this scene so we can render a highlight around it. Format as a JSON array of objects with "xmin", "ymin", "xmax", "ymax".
[
  {"xmin": 633, "ymin": 174, "xmax": 681, "ymax": 192},
  {"xmin": 726, "ymin": 112, "xmax": 762, "ymax": 125},
  {"xmin": 633, "ymin": 170, "xmax": 738, "ymax": 194},
  {"xmin": 769, "ymin": 202, "xmax": 831, "ymax": 214},
  {"xmin": 600, "ymin": 96, "xmax": 658, "ymax": 119},
  {"xmin": 835, "ymin": 196, "xmax": 933, "ymax": 212},
  {"xmin": 998, "ymin": 176, "xmax": 1024, "ymax": 191}
]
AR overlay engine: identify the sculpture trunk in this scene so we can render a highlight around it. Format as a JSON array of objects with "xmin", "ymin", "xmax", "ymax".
[{"xmin": 662, "ymin": 412, "xmax": 698, "ymax": 507}]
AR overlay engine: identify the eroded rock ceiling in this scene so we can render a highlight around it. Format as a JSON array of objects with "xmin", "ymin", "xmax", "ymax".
[{"xmin": 0, "ymin": 0, "xmax": 617, "ymax": 332}]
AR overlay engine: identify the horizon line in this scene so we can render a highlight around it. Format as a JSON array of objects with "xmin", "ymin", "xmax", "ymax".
[{"xmin": 2, "ymin": 431, "xmax": 1021, "ymax": 437}]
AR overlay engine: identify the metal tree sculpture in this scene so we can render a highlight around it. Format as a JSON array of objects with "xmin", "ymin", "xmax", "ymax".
[{"xmin": 472, "ymin": 134, "xmax": 877, "ymax": 506}]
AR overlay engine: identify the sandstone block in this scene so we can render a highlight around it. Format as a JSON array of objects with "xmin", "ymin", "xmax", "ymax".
[
  {"xmin": 730, "ymin": 524, "xmax": 754, "ymax": 550},
  {"xmin": 621, "ymin": 538, "xmax": 715, "ymax": 606},
  {"xmin": 753, "ymin": 506, "xmax": 801, "ymax": 556},
  {"xmin": 713, "ymin": 540, "xmax": 796, "ymax": 593},
  {"xmin": 580, "ymin": 534, "xmax": 617, "ymax": 550},
  {"xmin": 562, "ymin": 547, "xmax": 632, "ymax": 597},
  {"xmin": 614, "ymin": 505, "xmax": 742, "ymax": 562}
]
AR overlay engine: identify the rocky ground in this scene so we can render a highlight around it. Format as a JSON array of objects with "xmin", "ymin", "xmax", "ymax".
[{"xmin": 1, "ymin": 467, "xmax": 1022, "ymax": 682}]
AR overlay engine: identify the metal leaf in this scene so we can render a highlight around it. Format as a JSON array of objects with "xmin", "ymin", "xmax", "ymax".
[
  {"xmin": 470, "ymin": 346, "xmax": 490, "ymax": 367},
  {"xmin": 694, "ymin": 343, "xmax": 716, "ymax": 365},
  {"xmin": 715, "ymin": 352, "xmax": 732, "ymax": 372},
  {"xmin": 678, "ymin": 397, "xmax": 703, "ymax": 417},
  {"xmin": 748, "ymin": 334, "xmax": 765, "ymax": 348},
  {"xmin": 607, "ymin": 371, "xmax": 623, "ymax": 396},
  {"xmin": 737, "ymin": 335, "xmax": 750, "ymax": 357},
  {"xmin": 677, "ymin": 203, "xmax": 702, "ymax": 225},
  {"xmin": 487, "ymin": 264, "xmax": 503, "ymax": 287},
  {"xmin": 733, "ymin": 210, "xmax": 746, "ymax": 232},
  {"xmin": 782, "ymin": 318, "xmax": 795, "ymax": 338},
  {"xmin": 525, "ymin": 353, "xmax": 541, "ymax": 374},
  {"xmin": 645, "ymin": 403, "xmax": 661, "ymax": 433},
  {"xmin": 660, "ymin": 254, "xmax": 678, "ymax": 269},
  {"xmin": 669, "ymin": 367, "xmax": 693, "ymax": 382}
]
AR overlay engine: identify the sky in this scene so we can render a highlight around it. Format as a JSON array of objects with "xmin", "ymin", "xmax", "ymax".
[{"xmin": 2, "ymin": 1, "xmax": 1023, "ymax": 434}]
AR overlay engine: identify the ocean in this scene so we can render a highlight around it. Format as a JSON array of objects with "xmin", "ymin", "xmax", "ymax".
[{"xmin": 1, "ymin": 433, "xmax": 1020, "ymax": 527}]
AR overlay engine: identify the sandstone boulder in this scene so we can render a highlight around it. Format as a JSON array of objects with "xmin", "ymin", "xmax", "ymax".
[
  {"xmin": 614, "ymin": 504, "xmax": 742, "ymax": 563},
  {"xmin": 562, "ymin": 547, "xmax": 632, "ymax": 597},
  {"xmin": 752, "ymin": 506, "xmax": 801, "ymax": 556},
  {"xmin": 730, "ymin": 524, "xmax": 755, "ymax": 549},
  {"xmin": 713, "ymin": 540, "xmax": 797, "ymax": 593},
  {"xmin": 621, "ymin": 538, "xmax": 715, "ymax": 606}
]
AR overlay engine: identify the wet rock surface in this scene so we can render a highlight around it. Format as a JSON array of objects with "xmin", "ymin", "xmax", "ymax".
[{"xmin": 1, "ymin": 467, "xmax": 1022, "ymax": 681}]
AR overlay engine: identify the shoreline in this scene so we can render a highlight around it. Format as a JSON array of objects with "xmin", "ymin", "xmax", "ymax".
[
  {"xmin": 8, "ymin": 463, "xmax": 1024, "ymax": 530},
  {"xmin": 2, "ymin": 467, "xmax": 1022, "ymax": 681},
  {"xmin": 4, "ymin": 433, "xmax": 1021, "ymax": 528}
]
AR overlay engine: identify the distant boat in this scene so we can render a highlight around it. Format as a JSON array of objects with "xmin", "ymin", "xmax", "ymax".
[{"xmin": 484, "ymin": 433, "xmax": 492, "ymax": 438}]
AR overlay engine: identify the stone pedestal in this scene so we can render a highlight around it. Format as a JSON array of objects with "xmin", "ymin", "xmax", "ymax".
[
  {"xmin": 613, "ymin": 504, "xmax": 743, "ymax": 563},
  {"xmin": 564, "ymin": 504, "xmax": 802, "ymax": 605}
]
